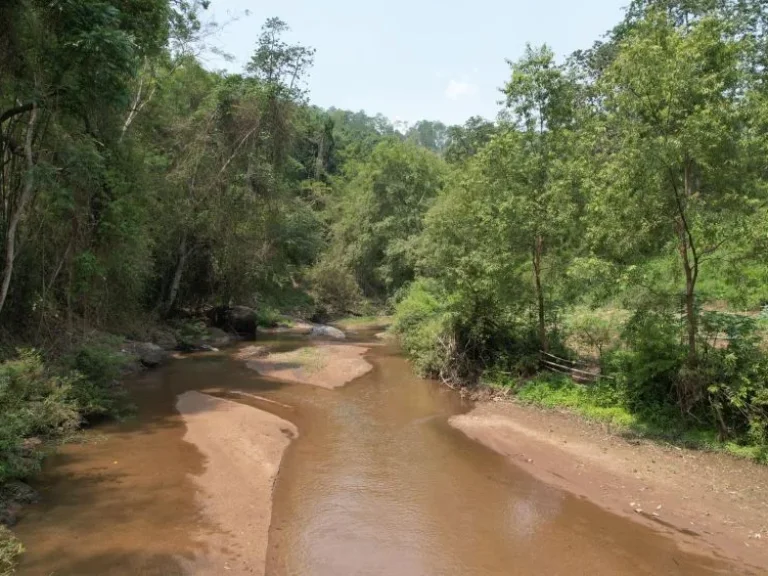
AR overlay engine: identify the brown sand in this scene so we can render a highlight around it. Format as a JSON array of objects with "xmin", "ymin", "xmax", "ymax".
[
  {"xmin": 451, "ymin": 401, "xmax": 768, "ymax": 571},
  {"xmin": 175, "ymin": 391, "xmax": 297, "ymax": 576},
  {"xmin": 245, "ymin": 344, "xmax": 372, "ymax": 389}
]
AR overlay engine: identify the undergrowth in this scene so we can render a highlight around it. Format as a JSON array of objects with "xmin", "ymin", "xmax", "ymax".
[
  {"xmin": 492, "ymin": 373, "xmax": 768, "ymax": 463},
  {"xmin": 0, "ymin": 525, "xmax": 22, "ymax": 576}
]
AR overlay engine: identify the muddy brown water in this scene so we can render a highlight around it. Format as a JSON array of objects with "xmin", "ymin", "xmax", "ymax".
[{"xmin": 14, "ymin": 335, "xmax": 744, "ymax": 575}]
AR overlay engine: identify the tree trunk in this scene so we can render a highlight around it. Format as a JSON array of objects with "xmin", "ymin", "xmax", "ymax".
[
  {"xmin": 677, "ymin": 161, "xmax": 699, "ymax": 367},
  {"xmin": 0, "ymin": 104, "xmax": 37, "ymax": 316},
  {"xmin": 533, "ymin": 234, "xmax": 547, "ymax": 352},
  {"xmin": 164, "ymin": 235, "xmax": 190, "ymax": 316},
  {"xmin": 683, "ymin": 252, "xmax": 697, "ymax": 365}
]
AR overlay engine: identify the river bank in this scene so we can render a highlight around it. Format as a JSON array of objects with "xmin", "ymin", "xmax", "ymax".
[{"xmin": 451, "ymin": 400, "xmax": 768, "ymax": 570}]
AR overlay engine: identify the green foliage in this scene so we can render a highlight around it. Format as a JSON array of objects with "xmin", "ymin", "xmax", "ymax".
[
  {"xmin": 0, "ymin": 351, "xmax": 79, "ymax": 484},
  {"xmin": 325, "ymin": 138, "xmax": 448, "ymax": 297},
  {"xmin": 65, "ymin": 345, "xmax": 131, "ymax": 420},
  {"xmin": 255, "ymin": 306, "xmax": 283, "ymax": 328},
  {"xmin": 509, "ymin": 374, "xmax": 636, "ymax": 428},
  {"xmin": 392, "ymin": 279, "xmax": 451, "ymax": 376},
  {"xmin": 307, "ymin": 260, "xmax": 362, "ymax": 316},
  {"xmin": 175, "ymin": 320, "xmax": 209, "ymax": 349}
]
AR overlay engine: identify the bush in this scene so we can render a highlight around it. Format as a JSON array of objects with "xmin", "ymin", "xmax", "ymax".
[
  {"xmin": 392, "ymin": 279, "xmax": 451, "ymax": 376},
  {"xmin": 175, "ymin": 320, "xmax": 209, "ymax": 350},
  {"xmin": 0, "ymin": 351, "xmax": 79, "ymax": 484},
  {"xmin": 604, "ymin": 309, "xmax": 685, "ymax": 413},
  {"xmin": 308, "ymin": 260, "xmax": 362, "ymax": 315},
  {"xmin": 66, "ymin": 345, "xmax": 131, "ymax": 420},
  {"xmin": 393, "ymin": 279, "xmax": 544, "ymax": 383},
  {"xmin": 255, "ymin": 306, "xmax": 283, "ymax": 328}
]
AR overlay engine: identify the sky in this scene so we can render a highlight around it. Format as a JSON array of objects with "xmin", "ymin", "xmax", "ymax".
[{"xmin": 202, "ymin": 0, "xmax": 629, "ymax": 127}]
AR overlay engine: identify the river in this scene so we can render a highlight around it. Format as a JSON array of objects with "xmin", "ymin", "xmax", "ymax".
[{"xmin": 14, "ymin": 335, "xmax": 734, "ymax": 575}]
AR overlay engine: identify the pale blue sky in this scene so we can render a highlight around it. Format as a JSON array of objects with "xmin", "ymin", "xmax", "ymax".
[{"xmin": 203, "ymin": 0, "xmax": 628, "ymax": 126}]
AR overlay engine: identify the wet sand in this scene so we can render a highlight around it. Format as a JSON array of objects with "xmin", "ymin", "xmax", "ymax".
[
  {"xmin": 175, "ymin": 391, "xmax": 297, "ymax": 575},
  {"xmin": 451, "ymin": 401, "xmax": 768, "ymax": 571}
]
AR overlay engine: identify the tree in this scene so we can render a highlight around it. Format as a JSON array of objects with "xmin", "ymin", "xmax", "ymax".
[
  {"xmin": 444, "ymin": 116, "xmax": 496, "ymax": 164},
  {"xmin": 406, "ymin": 120, "xmax": 448, "ymax": 153},
  {"xmin": 325, "ymin": 139, "xmax": 447, "ymax": 296},
  {"xmin": 591, "ymin": 9, "xmax": 758, "ymax": 396},
  {"xmin": 501, "ymin": 44, "xmax": 581, "ymax": 351},
  {"xmin": 247, "ymin": 17, "xmax": 316, "ymax": 100}
]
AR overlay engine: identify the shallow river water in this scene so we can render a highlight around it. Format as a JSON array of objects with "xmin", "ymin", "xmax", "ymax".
[{"xmin": 14, "ymin": 336, "xmax": 737, "ymax": 575}]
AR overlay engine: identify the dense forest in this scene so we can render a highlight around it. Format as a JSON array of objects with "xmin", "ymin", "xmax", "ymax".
[{"xmin": 3, "ymin": 0, "xmax": 768, "ymax": 568}]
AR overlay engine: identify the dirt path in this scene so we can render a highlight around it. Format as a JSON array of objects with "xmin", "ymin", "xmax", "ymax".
[
  {"xmin": 451, "ymin": 400, "xmax": 768, "ymax": 572},
  {"xmin": 175, "ymin": 391, "xmax": 297, "ymax": 576}
]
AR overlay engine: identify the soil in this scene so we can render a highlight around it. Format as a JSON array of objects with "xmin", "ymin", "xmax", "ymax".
[
  {"xmin": 244, "ymin": 343, "xmax": 373, "ymax": 389},
  {"xmin": 175, "ymin": 391, "xmax": 297, "ymax": 576},
  {"xmin": 451, "ymin": 400, "xmax": 768, "ymax": 572}
]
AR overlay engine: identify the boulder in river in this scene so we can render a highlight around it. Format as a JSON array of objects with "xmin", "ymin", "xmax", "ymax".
[
  {"xmin": 309, "ymin": 324, "xmax": 346, "ymax": 340},
  {"xmin": 149, "ymin": 327, "xmax": 178, "ymax": 351},
  {"xmin": 126, "ymin": 341, "xmax": 168, "ymax": 367},
  {"xmin": 207, "ymin": 327, "xmax": 232, "ymax": 348},
  {"xmin": 208, "ymin": 305, "xmax": 258, "ymax": 339}
]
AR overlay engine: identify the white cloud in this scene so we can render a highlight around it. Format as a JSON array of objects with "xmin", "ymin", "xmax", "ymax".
[{"xmin": 445, "ymin": 79, "xmax": 478, "ymax": 101}]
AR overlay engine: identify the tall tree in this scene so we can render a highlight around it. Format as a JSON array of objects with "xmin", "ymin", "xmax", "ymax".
[
  {"xmin": 591, "ymin": 9, "xmax": 757, "ymax": 393},
  {"xmin": 502, "ymin": 44, "xmax": 580, "ymax": 351}
]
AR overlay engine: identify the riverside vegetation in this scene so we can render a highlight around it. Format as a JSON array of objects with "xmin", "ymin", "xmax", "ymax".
[{"xmin": 3, "ymin": 0, "xmax": 768, "ymax": 572}]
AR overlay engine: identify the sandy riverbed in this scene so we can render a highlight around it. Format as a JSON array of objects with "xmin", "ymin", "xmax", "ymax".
[
  {"xmin": 175, "ymin": 391, "xmax": 297, "ymax": 576},
  {"xmin": 243, "ymin": 344, "xmax": 373, "ymax": 389},
  {"xmin": 451, "ymin": 400, "xmax": 768, "ymax": 571}
]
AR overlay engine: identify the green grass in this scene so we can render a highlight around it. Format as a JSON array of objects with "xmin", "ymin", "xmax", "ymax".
[{"xmin": 492, "ymin": 373, "xmax": 768, "ymax": 463}]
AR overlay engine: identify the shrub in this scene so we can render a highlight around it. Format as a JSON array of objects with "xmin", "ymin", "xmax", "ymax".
[
  {"xmin": 66, "ymin": 345, "xmax": 131, "ymax": 420},
  {"xmin": 0, "ymin": 351, "xmax": 79, "ymax": 484},
  {"xmin": 255, "ymin": 306, "xmax": 283, "ymax": 328},
  {"xmin": 308, "ymin": 260, "xmax": 362, "ymax": 315},
  {"xmin": 175, "ymin": 320, "xmax": 209, "ymax": 350},
  {"xmin": 394, "ymin": 279, "xmax": 544, "ymax": 383},
  {"xmin": 604, "ymin": 309, "xmax": 685, "ymax": 413},
  {"xmin": 392, "ymin": 279, "xmax": 451, "ymax": 376}
]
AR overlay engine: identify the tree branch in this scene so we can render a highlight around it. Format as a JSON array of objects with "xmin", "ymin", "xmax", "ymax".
[{"xmin": 0, "ymin": 102, "xmax": 34, "ymax": 125}]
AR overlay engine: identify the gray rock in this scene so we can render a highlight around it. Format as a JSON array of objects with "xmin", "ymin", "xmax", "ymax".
[
  {"xmin": 126, "ymin": 341, "xmax": 168, "ymax": 367},
  {"xmin": 207, "ymin": 327, "xmax": 232, "ymax": 348},
  {"xmin": 309, "ymin": 324, "xmax": 346, "ymax": 340},
  {"xmin": 150, "ymin": 327, "xmax": 178, "ymax": 351},
  {"xmin": 208, "ymin": 305, "xmax": 258, "ymax": 338}
]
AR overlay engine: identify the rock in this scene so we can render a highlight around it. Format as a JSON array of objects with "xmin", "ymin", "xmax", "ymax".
[
  {"xmin": 309, "ymin": 324, "xmax": 346, "ymax": 340},
  {"xmin": 0, "ymin": 482, "xmax": 39, "ymax": 527},
  {"xmin": 150, "ymin": 327, "xmax": 178, "ymax": 351},
  {"xmin": 208, "ymin": 305, "xmax": 258, "ymax": 339},
  {"xmin": 2, "ymin": 482, "xmax": 39, "ymax": 505},
  {"xmin": 0, "ymin": 502, "xmax": 21, "ymax": 527},
  {"xmin": 207, "ymin": 327, "xmax": 232, "ymax": 348},
  {"xmin": 126, "ymin": 341, "xmax": 168, "ymax": 367}
]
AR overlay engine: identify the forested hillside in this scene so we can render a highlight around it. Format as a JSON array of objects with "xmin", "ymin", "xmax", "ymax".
[{"xmin": 3, "ymin": 2, "xmax": 768, "ymax": 565}]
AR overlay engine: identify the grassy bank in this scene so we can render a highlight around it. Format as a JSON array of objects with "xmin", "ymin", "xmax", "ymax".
[{"xmin": 490, "ymin": 374, "xmax": 768, "ymax": 463}]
